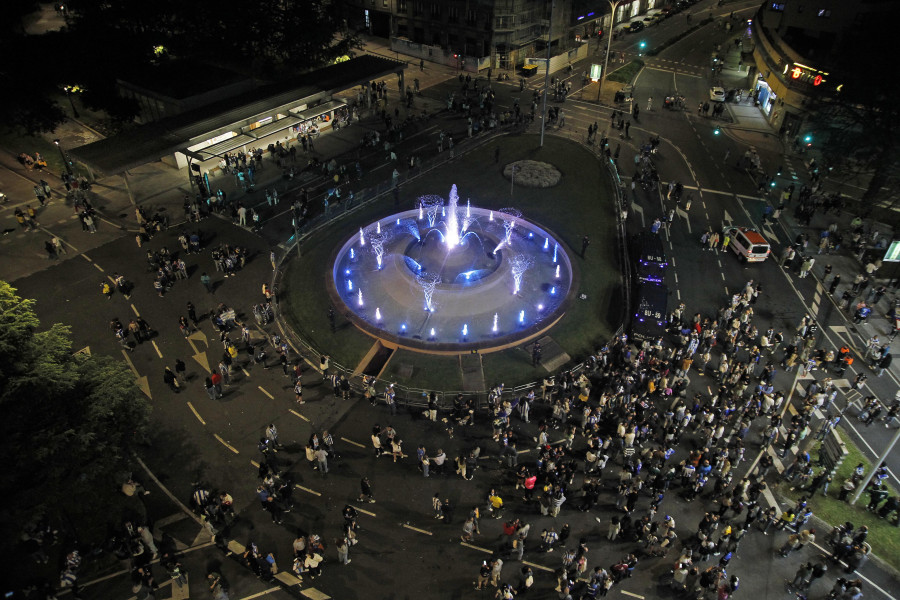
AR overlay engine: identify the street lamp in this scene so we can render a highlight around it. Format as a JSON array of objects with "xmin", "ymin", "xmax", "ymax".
[
  {"xmin": 62, "ymin": 84, "xmax": 84, "ymax": 119},
  {"xmin": 600, "ymin": 0, "xmax": 623, "ymax": 105},
  {"xmin": 53, "ymin": 139, "xmax": 73, "ymax": 176}
]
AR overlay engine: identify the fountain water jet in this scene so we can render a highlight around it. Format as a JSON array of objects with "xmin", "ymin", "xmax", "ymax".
[
  {"xmin": 375, "ymin": 307, "xmax": 382, "ymax": 321},
  {"xmin": 445, "ymin": 184, "xmax": 461, "ymax": 248},
  {"xmin": 358, "ymin": 289, "xmax": 363, "ymax": 306},
  {"xmin": 359, "ymin": 228, "xmax": 365, "ymax": 246},
  {"xmin": 492, "ymin": 313, "xmax": 498, "ymax": 333}
]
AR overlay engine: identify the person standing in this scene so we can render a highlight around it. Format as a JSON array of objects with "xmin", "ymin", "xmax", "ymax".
[
  {"xmin": 358, "ymin": 477, "xmax": 375, "ymax": 503},
  {"xmin": 335, "ymin": 537, "xmax": 351, "ymax": 565}
]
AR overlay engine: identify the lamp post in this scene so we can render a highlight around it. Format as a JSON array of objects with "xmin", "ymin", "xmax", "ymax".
[
  {"xmin": 539, "ymin": 0, "xmax": 555, "ymax": 148},
  {"xmin": 62, "ymin": 85, "xmax": 81, "ymax": 119},
  {"xmin": 53, "ymin": 139, "xmax": 72, "ymax": 176},
  {"xmin": 600, "ymin": 0, "xmax": 623, "ymax": 106}
]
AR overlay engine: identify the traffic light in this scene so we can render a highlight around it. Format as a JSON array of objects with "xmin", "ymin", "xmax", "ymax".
[
  {"xmin": 639, "ymin": 40, "xmax": 647, "ymax": 53},
  {"xmin": 803, "ymin": 133, "xmax": 813, "ymax": 147}
]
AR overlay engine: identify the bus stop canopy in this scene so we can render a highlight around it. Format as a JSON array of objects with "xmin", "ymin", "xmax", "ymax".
[{"xmin": 71, "ymin": 55, "xmax": 402, "ymax": 175}]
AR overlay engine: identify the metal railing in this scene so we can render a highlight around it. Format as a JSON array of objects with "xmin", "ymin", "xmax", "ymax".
[{"xmin": 270, "ymin": 125, "xmax": 631, "ymax": 397}]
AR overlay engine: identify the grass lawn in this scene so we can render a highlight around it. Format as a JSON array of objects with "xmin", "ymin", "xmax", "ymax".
[
  {"xmin": 608, "ymin": 60, "xmax": 645, "ymax": 84},
  {"xmin": 381, "ymin": 349, "xmax": 463, "ymax": 389},
  {"xmin": 280, "ymin": 134, "xmax": 623, "ymax": 388},
  {"xmin": 780, "ymin": 430, "xmax": 900, "ymax": 571},
  {"xmin": 0, "ymin": 128, "xmax": 89, "ymax": 179}
]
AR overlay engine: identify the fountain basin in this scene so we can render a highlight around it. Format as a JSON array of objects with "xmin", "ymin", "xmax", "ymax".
[{"xmin": 328, "ymin": 202, "xmax": 576, "ymax": 354}]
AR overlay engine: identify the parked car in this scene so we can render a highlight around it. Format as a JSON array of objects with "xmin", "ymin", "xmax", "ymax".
[{"xmin": 709, "ymin": 86, "xmax": 726, "ymax": 102}]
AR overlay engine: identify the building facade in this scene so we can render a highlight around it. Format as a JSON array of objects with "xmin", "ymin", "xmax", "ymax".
[
  {"xmin": 748, "ymin": 0, "xmax": 894, "ymax": 137},
  {"xmin": 344, "ymin": 0, "xmax": 659, "ymax": 71}
]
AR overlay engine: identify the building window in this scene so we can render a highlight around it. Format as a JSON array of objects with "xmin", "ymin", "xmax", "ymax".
[
  {"xmin": 466, "ymin": 8, "xmax": 478, "ymax": 25},
  {"xmin": 397, "ymin": 0, "xmax": 407, "ymax": 12},
  {"xmin": 770, "ymin": 2, "xmax": 785, "ymax": 10},
  {"xmin": 817, "ymin": 8, "xmax": 831, "ymax": 17},
  {"xmin": 383, "ymin": 0, "xmax": 387, "ymax": 7},
  {"xmin": 414, "ymin": 1, "xmax": 423, "ymax": 16},
  {"xmin": 448, "ymin": 5, "xmax": 459, "ymax": 22},
  {"xmin": 431, "ymin": 2, "xmax": 441, "ymax": 18}
]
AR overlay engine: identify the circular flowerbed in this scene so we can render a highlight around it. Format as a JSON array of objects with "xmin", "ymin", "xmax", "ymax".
[{"xmin": 503, "ymin": 160, "xmax": 562, "ymax": 188}]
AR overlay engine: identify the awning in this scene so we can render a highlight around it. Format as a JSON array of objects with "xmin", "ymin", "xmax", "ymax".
[
  {"xmin": 290, "ymin": 99, "xmax": 347, "ymax": 121},
  {"xmin": 192, "ymin": 133, "xmax": 255, "ymax": 161},
  {"xmin": 245, "ymin": 115, "xmax": 302, "ymax": 140}
]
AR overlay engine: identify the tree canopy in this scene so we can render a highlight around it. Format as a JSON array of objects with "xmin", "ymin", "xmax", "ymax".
[
  {"xmin": 0, "ymin": 0, "xmax": 359, "ymax": 133},
  {"xmin": 0, "ymin": 282, "xmax": 152, "ymax": 546},
  {"xmin": 807, "ymin": 16, "xmax": 900, "ymax": 206}
]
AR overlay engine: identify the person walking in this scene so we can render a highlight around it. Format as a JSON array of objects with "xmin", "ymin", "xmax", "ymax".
[{"xmin": 358, "ymin": 477, "xmax": 375, "ymax": 503}]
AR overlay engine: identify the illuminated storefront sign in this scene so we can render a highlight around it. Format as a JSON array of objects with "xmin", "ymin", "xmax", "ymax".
[{"xmin": 783, "ymin": 62, "xmax": 827, "ymax": 86}]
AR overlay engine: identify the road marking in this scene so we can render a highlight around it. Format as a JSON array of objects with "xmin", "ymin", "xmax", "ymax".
[
  {"xmin": 121, "ymin": 349, "xmax": 139, "ymax": 376},
  {"xmin": 300, "ymin": 588, "xmax": 332, "ymax": 600},
  {"xmin": 251, "ymin": 460, "xmax": 260, "ymax": 468},
  {"xmin": 151, "ymin": 340, "xmax": 163, "ymax": 358},
  {"xmin": 131, "ymin": 303, "xmax": 140, "ymax": 317},
  {"xmin": 461, "ymin": 542, "xmax": 493, "ymax": 554},
  {"xmin": 402, "ymin": 524, "xmax": 433, "ymax": 535},
  {"xmin": 295, "ymin": 484, "xmax": 322, "ymax": 497},
  {"xmin": 187, "ymin": 402, "xmax": 206, "ymax": 425},
  {"xmin": 290, "ymin": 409, "xmax": 310, "ymax": 422},
  {"xmin": 214, "ymin": 434, "xmax": 239, "ymax": 454},
  {"xmin": 242, "ymin": 367, "xmax": 251, "ymax": 377},
  {"xmin": 720, "ymin": 273, "xmax": 725, "ymax": 280},
  {"xmin": 350, "ymin": 504, "xmax": 376, "ymax": 517},
  {"xmin": 93, "ymin": 263, "xmax": 104, "ymax": 272},
  {"xmin": 621, "ymin": 591, "xmax": 645, "ymax": 600},
  {"xmin": 341, "ymin": 436, "xmax": 366, "ymax": 448},
  {"xmin": 237, "ymin": 588, "xmax": 282, "ymax": 600},
  {"xmin": 809, "ymin": 541, "xmax": 897, "ymax": 600},
  {"xmin": 81, "ymin": 254, "xmax": 91, "ymax": 261},
  {"xmin": 259, "ymin": 386, "xmax": 274, "ymax": 399},
  {"xmin": 522, "ymin": 560, "xmax": 554, "ymax": 573}
]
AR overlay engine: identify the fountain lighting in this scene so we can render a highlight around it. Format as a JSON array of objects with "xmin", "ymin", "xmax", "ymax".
[
  {"xmin": 359, "ymin": 228, "xmax": 365, "ymax": 246},
  {"xmin": 519, "ymin": 310, "xmax": 525, "ymax": 324},
  {"xmin": 544, "ymin": 238, "xmax": 549, "ymax": 250},
  {"xmin": 376, "ymin": 221, "xmax": 381, "ymax": 234},
  {"xmin": 358, "ymin": 289, "xmax": 363, "ymax": 306},
  {"xmin": 345, "ymin": 269, "xmax": 351, "ymax": 275},
  {"xmin": 375, "ymin": 307, "xmax": 382, "ymax": 321},
  {"xmin": 462, "ymin": 323, "xmax": 468, "ymax": 337},
  {"xmin": 553, "ymin": 243, "xmax": 558, "ymax": 263},
  {"xmin": 376, "ymin": 255, "xmax": 383, "ymax": 269},
  {"xmin": 504, "ymin": 219, "xmax": 515, "ymax": 245},
  {"xmin": 551, "ymin": 286, "xmax": 557, "ymax": 295},
  {"xmin": 555, "ymin": 265, "xmax": 561, "ymax": 279},
  {"xmin": 396, "ymin": 218, "xmax": 400, "ymax": 225},
  {"xmin": 350, "ymin": 248, "xmax": 355, "ymax": 260},
  {"xmin": 466, "ymin": 199, "xmax": 471, "ymax": 218},
  {"xmin": 430, "ymin": 328, "xmax": 436, "ymax": 338},
  {"xmin": 418, "ymin": 205, "xmax": 424, "ymax": 220},
  {"xmin": 492, "ymin": 313, "xmax": 499, "ymax": 333},
  {"xmin": 348, "ymin": 279, "xmax": 353, "ymax": 291},
  {"xmin": 418, "ymin": 274, "xmax": 440, "ymax": 312},
  {"xmin": 445, "ymin": 184, "xmax": 460, "ymax": 248},
  {"xmin": 492, "ymin": 240, "xmax": 506, "ymax": 254},
  {"xmin": 401, "ymin": 323, "xmax": 407, "ymax": 332},
  {"xmin": 489, "ymin": 211, "xmax": 494, "ymax": 221},
  {"xmin": 510, "ymin": 254, "xmax": 534, "ymax": 295},
  {"xmin": 538, "ymin": 304, "xmax": 544, "ymax": 311}
]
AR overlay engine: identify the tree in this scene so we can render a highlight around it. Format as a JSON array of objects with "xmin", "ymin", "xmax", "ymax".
[
  {"xmin": 807, "ymin": 17, "xmax": 900, "ymax": 208},
  {"xmin": 0, "ymin": 282, "xmax": 152, "ymax": 551}
]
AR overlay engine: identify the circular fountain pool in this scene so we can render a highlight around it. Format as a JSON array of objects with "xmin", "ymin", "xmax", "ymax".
[{"xmin": 328, "ymin": 185, "xmax": 576, "ymax": 353}]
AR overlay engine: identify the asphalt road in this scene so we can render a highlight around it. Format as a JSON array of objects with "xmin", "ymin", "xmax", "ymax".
[{"xmin": 6, "ymin": 0, "xmax": 900, "ymax": 599}]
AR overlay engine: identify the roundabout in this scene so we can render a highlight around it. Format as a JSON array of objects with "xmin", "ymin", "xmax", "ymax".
[
  {"xmin": 327, "ymin": 185, "xmax": 575, "ymax": 353},
  {"xmin": 279, "ymin": 135, "xmax": 622, "ymax": 388}
]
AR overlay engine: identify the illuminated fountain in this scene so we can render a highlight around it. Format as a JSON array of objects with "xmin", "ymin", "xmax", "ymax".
[{"xmin": 329, "ymin": 185, "xmax": 574, "ymax": 352}]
